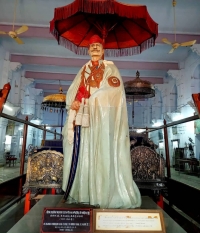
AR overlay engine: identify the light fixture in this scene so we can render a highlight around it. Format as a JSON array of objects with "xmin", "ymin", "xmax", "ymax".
[
  {"xmin": 153, "ymin": 122, "xmax": 162, "ymax": 127},
  {"xmin": 159, "ymin": 142, "xmax": 164, "ymax": 148},
  {"xmin": 171, "ymin": 113, "xmax": 183, "ymax": 121},
  {"xmin": 4, "ymin": 104, "xmax": 13, "ymax": 111},
  {"xmin": 136, "ymin": 129, "xmax": 146, "ymax": 133},
  {"xmin": 31, "ymin": 118, "xmax": 42, "ymax": 125},
  {"xmin": 5, "ymin": 135, "xmax": 12, "ymax": 144}
]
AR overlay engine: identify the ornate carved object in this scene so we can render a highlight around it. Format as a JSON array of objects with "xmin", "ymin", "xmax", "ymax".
[
  {"xmin": 124, "ymin": 71, "xmax": 155, "ymax": 100},
  {"xmin": 130, "ymin": 137, "xmax": 166, "ymax": 197},
  {"xmin": 41, "ymin": 87, "xmax": 66, "ymax": 111},
  {"xmin": 23, "ymin": 150, "xmax": 63, "ymax": 195},
  {"xmin": 131, "ymin": 146, "xmax": 165, "ymax": 180}
]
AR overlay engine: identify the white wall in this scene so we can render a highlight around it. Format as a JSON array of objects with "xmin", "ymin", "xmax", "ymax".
[
  {"xmin": 148, "ymin": 50, "xmax": 200, "ymax": 165},
  {"xmin": 0, "ymin": 45, "xmax": 6, "ymax": 88}
]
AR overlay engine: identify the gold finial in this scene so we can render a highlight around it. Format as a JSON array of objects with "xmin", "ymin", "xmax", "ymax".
[
  {"xmin": 172, "ymin": 0, "xmax": 176, "ymax": 7},
  {"xmin": 59, "ymin": 80, "xmax": 63, "ymax": 93},
  {"xmin": 136, "ymin": 70, "xmax": 140, "ymax": 78},
  {"xmin": 59, "ymin": 86, "xmax": 63, "ymax": 93}
]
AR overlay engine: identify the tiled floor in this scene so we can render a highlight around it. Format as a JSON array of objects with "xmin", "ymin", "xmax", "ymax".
[
  {"xmin": 0, "ymin": 165, "xmax": 200, "ymax": 233},
  {"xmin": 0, "ymin": 162, "xmax": 28, "ymax": 233},
  {"xmin": 0, "ymin": 198, "xmax": 25, "ymax": 233},
  {"xmin": 0, "ymin": 162, "xmax": 200, "ymax": 188},
  {"xmin": 0, "ymin": 162, "xmax": 27, "ymax": 183},
  {"xmin": 170, "ymin": 168, "xmax": 200, "ymax": 190}
]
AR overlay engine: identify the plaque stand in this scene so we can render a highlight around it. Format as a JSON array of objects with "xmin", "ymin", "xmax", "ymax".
[
  {"xmin": 56, "ymin": 196, "xmax": 99, "ymax": 209},
  {"xmin": 40, "ymin": 196, "xmax": 98, "ymax": 233},
  {"xmin": 7, "ymin": 196, "xmax": 186, "ymax": 233},
  {"xmin": 41, "ymin": 197, "xmax": 166, "ymax": 233}
]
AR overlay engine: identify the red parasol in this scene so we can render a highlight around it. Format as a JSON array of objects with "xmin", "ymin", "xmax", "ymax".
[{"xmin": 50, "ymin": 0, "xmax": 158, "ymax": 57}]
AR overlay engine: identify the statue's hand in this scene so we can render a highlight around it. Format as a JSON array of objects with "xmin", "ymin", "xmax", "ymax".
[{"xmin": 71, "ymin": 100, "xmax": 80, "ymax": 111}]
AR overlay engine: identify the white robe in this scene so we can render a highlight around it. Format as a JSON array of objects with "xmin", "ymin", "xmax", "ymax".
[{"xmin": 62, "ymin": 60, "xmax": 141, "ymax": 208}]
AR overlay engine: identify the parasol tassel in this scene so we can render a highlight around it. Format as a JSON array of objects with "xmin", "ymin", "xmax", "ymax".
[
  {"xmin": 75, "ymin": 98, "xmax": 84, "ymax": 126},
  {"xmin": 67, "ymin": 109, "xmax": 76, "ymax": 144},
  {"xmin": 82, "ymin": 98, "xmax": 89, "ymax": 127}
]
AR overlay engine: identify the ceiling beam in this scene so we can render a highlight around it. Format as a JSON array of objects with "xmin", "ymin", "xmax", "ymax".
[
  {"xmin": 26, "ymin": 71, "xmax": 75, "ymax": 81},
  {"xmin": 35, "ymin": 77, "xmax": 163, "ymax": 92},
  {"xmin": 38, "ymin": 78, "xmax": 163, "ymax": 92},
  {"xmin": 123, "ymin": 77, "xmax": 163, "ymax": 84},
  {"xmin": 35, "ymin": 83, "xmax": 69, "ymax": 91},
  {"xmin": 11, "ymin": 54, "xmax": 179, "ymax": 70},
  {"xmin": 29, "ymin": 71, "xmax": 163, "ymax": 85},
  {"xmin": 43, "ymin": 92, "xmax": 61, "ymax": 97},
  {"xmin": 27, "ymin": 71, "xmax": 163, "ymax": 84},
  {"xmin": 1, "ymin": 24, "xmax": 200, "ymax": 43}
]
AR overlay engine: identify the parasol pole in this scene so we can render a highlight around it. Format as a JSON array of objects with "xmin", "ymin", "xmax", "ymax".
[
  {"xmin": 58, "ymin": 80, "xmax": 64, "ymax": 138},
  {"xmin": 101, "ymin": 36, "xmax": 105, "ymax": 60},
  {"xmin": 102, "ymin": 40, "xmax": 105, "ymax": 60},
  {"xmin": 101, "ymin": 24, "xmax": 108, "ymax": 60},
  {"xmin": 100, "ymin": 21, "xmax": 117, "ymax": 60},
  {"xmin": 60, "ymin": 109, "xmax": 64, "ymax": 139}
]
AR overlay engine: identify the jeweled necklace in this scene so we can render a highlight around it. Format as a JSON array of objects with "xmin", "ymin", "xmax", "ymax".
[{"xmin": 80, "ymin": 61, "xmax": 105, "ymax": 89}]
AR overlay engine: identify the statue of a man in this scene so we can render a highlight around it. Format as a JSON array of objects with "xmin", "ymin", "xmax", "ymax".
[{"xmin": 62, "ymin": 35, "xmax": 141, "ymax": 208}]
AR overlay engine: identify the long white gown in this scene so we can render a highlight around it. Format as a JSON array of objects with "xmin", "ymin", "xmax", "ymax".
[{"xmin": 62, "ymin": 60, "xmax": 141, "ymax": 208}]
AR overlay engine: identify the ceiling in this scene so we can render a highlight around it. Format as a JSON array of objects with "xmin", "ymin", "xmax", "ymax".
[{"xmin": 0, "ymin": 0, "xmax": 200, "ymax": 98}]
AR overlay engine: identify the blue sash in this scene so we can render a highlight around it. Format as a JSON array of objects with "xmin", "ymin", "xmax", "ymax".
[{"xmin": 63, "ymin": 126, "xmax": 81, "ymax": 200}]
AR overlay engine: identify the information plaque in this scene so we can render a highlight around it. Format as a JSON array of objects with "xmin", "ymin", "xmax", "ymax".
[
  {"xmin": 40, "ymin": 207, "xmax": 93, "ymax": 233},
  {"xmin": 93, "ymin": 209, "xmax": 166, "ymax": 233}
]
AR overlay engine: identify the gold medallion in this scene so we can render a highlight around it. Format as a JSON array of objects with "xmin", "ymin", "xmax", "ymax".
[
  {"xmin": 88, "ymin": 79, "xmax": 97, "ymax": 87},
  {"xmin": 108, "ymin": 76, "xmax": 120, "ymax": 87}
]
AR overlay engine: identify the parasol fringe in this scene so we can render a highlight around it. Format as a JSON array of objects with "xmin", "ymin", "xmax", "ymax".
[
  {"xmin": 53, "ymin": 0, "xmax": 114, "ymax": 21},
  {"xmin": 54, "ymin": 0, "xmax": 80, "ymax": 20},
  {"xmin": 58, "ymin": 36, "xmax": 155, "ymax": 57},
  {"xmin": 59, "ymin": 37, "xmax": 88, "ymax": 55},
  {"xmin": 50, "ymin": 0, "xmax": 158, "ymax": 57},
  {"xmin": 79, "ymin": 0, "xmax": 114, "ymax": 14},
  {"xmin": 113, "ymin": 3, "xmax": 158, "ymax": 36},
  {"xmin": 51, "ymin": 0, "xmax": 158, "ymax": 37}
]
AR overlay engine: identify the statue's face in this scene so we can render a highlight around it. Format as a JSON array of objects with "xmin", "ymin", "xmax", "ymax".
[{"xmin": 88, "ymin": 43, "xmax": 104, "ymax": 60}]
